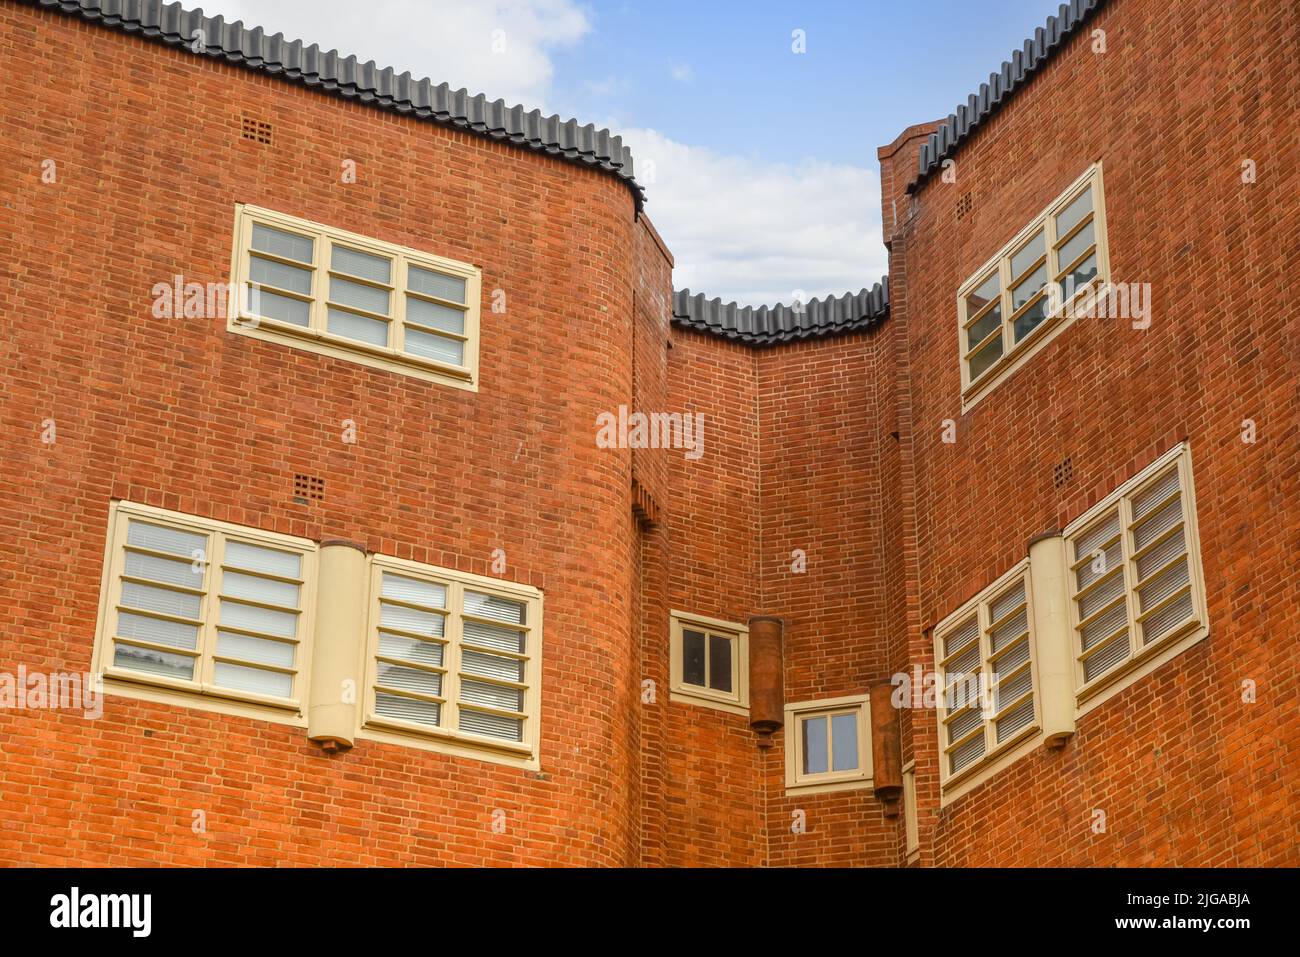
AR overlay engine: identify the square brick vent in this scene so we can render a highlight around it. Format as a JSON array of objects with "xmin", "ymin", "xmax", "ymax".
[{"xmin": 293, "ymin": 473, "xmax": 325, "ymax": 502}]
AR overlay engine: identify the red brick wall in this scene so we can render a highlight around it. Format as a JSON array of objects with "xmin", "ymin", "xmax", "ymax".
[
  {"xmin": 882, "ymin": 0, "xmax": 1300, "ymax": 865},
  {"xmin": 0, "ymin": 0, "xmax": 644, "ymax": 866}
]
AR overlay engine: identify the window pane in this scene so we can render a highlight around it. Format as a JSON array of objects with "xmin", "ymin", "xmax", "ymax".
[
  {"xmin": 1010, "ymin": 231, "xmax": 1045, "ymax": 280},
  {"xmin": 127, "ymin": 521, "xmax": 207, "ymax": 559},
  {"xmin": 116, "ymin": 610, "xmax": 199, "ymax": 650},
  {"xmin": 1012, "ymin": 289, "xmax": 1048, "ymax": 342},
  {"xmin": 464, "ymin": 592, "xmax": 525, "ymax": 626},
  {"xmin": 1061, "ymin": 252, "xmax": 1098, "ymax": 298},
  {"xmin": 404, "ymin": 326, "xmax": 464, "ymax": 366},
  {"xmin": 251, "ymin": 224, "xmax": 313, "ymax": 264},
  {"xmin": 462, "ymin": 649, "xmax": 524, "ymax": 683},
  {"xmin": 459, "ymin": 708, "xmax": 522, "ymax": 742},
  {"xmin": 682, "ymin": 629, "xmax": 706, "ymax": 686},
  {"xmin": 120, "ymin": 581, "xmax": 201, "ymax": 620},
  {"xmin": 376, "ymin": 662, "xmax": 441, "ymax": 697},
  {"xmin": 248, "ymin": 255, "xmax": 312, "ymax": 295},
  {"xmin": 219, "ymin": 599, "xmax": 297, "ymax": 639},
  {"xmin": 245, "ymin": 287, "xmax": 310, "ymax": 326},
  {"xmin": 1011, "ymin": 263, "xmax": 1047, "ymax": 311},
  {"xmin": 216, "ymin": 630, "xmax": 295, "ymax": 668},
  {"xmin": 123, "ymin": 551, "xmax": 203, "ymax": 590},
  {"xmin": 331, "ymin": 245, "xmax": 391, "ymax": 284},
  {"xmin": 328, "ymin": 307, "xmax": 389, "ymax": 346},
  {"xmin": 965, "ymin": 272, "xmax": 999, "ymax": 313},
  {"xmin": 462, "ymin": 618, "xmax": 524, "ymax": 654},
  {"xmin": 802, "ymin": 715, "xmax": 829, "ymax": 775},
  {"xmin": 378, "ymin": 632, "xmax": 444, "ymax": 668},
  {"xmin": 1057, "ymin": 220, "xmax": 1095, "ymax": 272},
  {"xmin": 408, "ymin": 265, "xmax": 466, "ymax": 304},
  {"xmin": 330, "ymin": 277, "xmax": 390, "ymax": 316},
  {"xmin": 831, "ymin": 713, "xmax": 858, "ymax": 771},
  {"xmin": 213, "ymin": 661, "xmax": 292, "ymax": 698},
  {"xmin": 707, "ymin": 633, "xmax": 732, "ymax": 693},
  {"xmin": 460, "ymin": 678, "xmax": 522, "ymax": 713},
  {"xmin": 966, "ymin": 303, "xmax": 1001, "ymax": 352},
  {"xmin": 379, "ymin": 602, "xmax": 445, "ymax": 638},
  {"xmin": 375, "ymin": 691, "xmax": 440, "ymax": 727},
  {"xmin": 114, "ymin": 643, "xmax": 195, "ymax": 681},
  {"xmin": 221, "ymin": 570, "xmax": 299, "ymax": 609},
  {"xmin": 1055, "ymin": 187, "xmax": 1093, "ymax": 237},
  {"xmin": 225, "ymin": 541, "xmax": 301, "ymax": 579},
  {"xmin": 968, "ymin": 336, "xmax": 1004, "ymax": 379},
  {"xmin": 381, "ymin": 574, "xmax": 447, "ymax": 608},
  {"xmin": 406, "ymin": 296, "xmax": 466, "ymax": 335}
]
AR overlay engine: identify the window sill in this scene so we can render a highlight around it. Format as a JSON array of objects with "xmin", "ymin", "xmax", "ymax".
[
  {"xmin": 1076, "ymin": 621, "xmax": 1209, "ymax": 718},
  {"xmin": 784, "ymin": 775, "xmax": 873, "ymax": 798},
  {"xmin": 359, "ymin": 715, "xmax": 539, "ymax": 771},
  {"xmin": 668, "ymin": 688, "xmax": 750, "ymax": 717},
  {"xmin": 99, "ymin": 671, "xmax": 306, "ymax": 727}
]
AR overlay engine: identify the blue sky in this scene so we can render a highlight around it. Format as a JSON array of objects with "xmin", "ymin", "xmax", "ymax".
[{"xmin": 215, "ymin": 0, "xmax": 1066, "ymax": 305}]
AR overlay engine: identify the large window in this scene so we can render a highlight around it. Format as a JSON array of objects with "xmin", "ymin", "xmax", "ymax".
[
  {"xmin": 669, "ymin": 611, "xmax": 749, "ymax": 715},
  {"xmin": 363, "ymin": 555, "xmax": 542, "ymax": 761},
  {"xmin": 228, "ymin": 205, "xmax": 481, "ymax": 389},
  {"xmin": 1065, "ymin": 443, "xmax": 1208, "ymax": 707},
  {"xmin": 93, "ymin": 501, "xmax": 316, "ymax": 713},
  {"xmin": 957, "ymin": 164, "xmax": 1108, "ymax": 407},
  {"xmin": 783, "ymin": 695, "xmax": 871, "ymax": 794},
  {"xmin": 933, "ymin": 564, "xmax": 1039, "ymax": 789}
]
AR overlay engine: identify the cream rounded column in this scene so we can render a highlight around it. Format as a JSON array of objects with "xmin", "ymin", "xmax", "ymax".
[
  {"xmin": 1028, "ymin": 532, "xmax": 1075, "ymax": 747},
  {"xmin": 308, "ymin": 540, "xmax": 368, "ymax": 750}
]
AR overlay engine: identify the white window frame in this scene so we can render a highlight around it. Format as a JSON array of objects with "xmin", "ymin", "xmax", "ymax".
[
  {"xmin": 783, "ymin": 695, "xmax": 872, "ymax": 795},
  {"xmin": 227, "ymin": 204, "xmax": 482, "ymax": 390},
  {"xmin": 1065, "ymin": 442, "xmax": 1209, "ymax": 715},
  {"xmin": 668, "ymin": 610, "xmax": 749, "ymax": 715},
  {"xmin": 92, "ymin": 500, "xmax": 318, "ymax": 723},
  {"xmin": 359, "ymin": 554, "xmax": 543, "ymax": 770},
  {"xmin": 957, "ymin": 163, "xmax": 1110, "ymax": 411}
]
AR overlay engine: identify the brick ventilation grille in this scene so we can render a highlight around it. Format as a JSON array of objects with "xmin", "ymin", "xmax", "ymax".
[
  {"xmin": 293, "ymin": 474, "xmax": 325, "ymax": 501},
  {"xmin": 1053, "ymin": 456, "xmax": 1074, "ymax": 489},
  {"xmin": 955, "ymin": 191, "xmax": 974, "ymax": 222},
  {"xmin": 240, "ymin": 113, "xmax": 273, "ymax": 145}
]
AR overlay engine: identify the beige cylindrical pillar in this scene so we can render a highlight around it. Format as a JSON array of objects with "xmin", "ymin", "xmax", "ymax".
[
  {"xmin": 1028, "ymin": 532, "xmax": 1075, "ymax": 747},
  {"xmin": 308, "ymin": 539, "xmax": 367, "ymax": 750}
]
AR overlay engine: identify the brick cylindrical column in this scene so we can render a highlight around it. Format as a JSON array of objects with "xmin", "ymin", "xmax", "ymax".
[
  {"xmin": 868, "ymin": 677, "xmax": 903, "ymax": 815},
  {"xmin": 747, "ymin": 616, "xmax": 784, "ymax": 748}
]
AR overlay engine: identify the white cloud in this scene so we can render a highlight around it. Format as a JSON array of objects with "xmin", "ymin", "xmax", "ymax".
[
  {"xmin": 668, "ymin": 60, "xmax": 694, "ymax": 83},
  {"xmin": 623, "ymin": 129, "xmax": 887, "ymax": 308},
  {"xmin": 210, "ymin": 0, "xmax": 590, "ymax": 110}
]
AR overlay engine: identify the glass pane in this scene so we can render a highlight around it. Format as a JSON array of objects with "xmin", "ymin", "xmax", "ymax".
[
  {"xmin": 408, "ymin": 265, "xmax": 466, "ymax": 304},
  {"xmin": 114, "ymin": 643, "xmax": 194, "ymax": 680},
  {"xmin": 968, "ymin": 336, "xmax": 1004, "ymax": 379},
  {"xmin": 460, "ymin": 678, "xmax": 522, "ymax": 713},
  {"xmin": 378, "ymin": 632, "xmax": 444, "ymax": 667},
  {"xmin": 404, "ymin": 327, "xmax": 464, "ymax": 366},
  {"xmin": 219, "ymin": 599, "xmax": 297, "ymax": 639},
  {"xmin": 462, "ymin": 648, "xmax": 524, "ymax": 683},
  {"xmin": 225, "ymin": 542, "xmax": 301, "ymax": 579},
  {"xmin": 221, "ymin": 570, "xmax": 299, "ymax": 609},
  {"xmin": 213, "ymin": 661, "xmax": 291, "ymax": 698},
  {"xmin": 459, "ymin": 708, "xmax": 522, "ymax": 742},
  {"xmin": 379, "ymin": 602, "xmax": 445, "ymax": 638},
  {"xmin": 375, "ymin": 692, "xmax": 440, "ymax": 727},
  {"xmin": 1010, "ymin": 230, "xmax": 1045, "ymax": 280},
  {"xmin": 461, "ymin": 618, "xmax": 524, "ymax": 654},
  {"xmin": 124, "ymin": 551, "xmax": 203, "ymax": 590},
  {"xmin": 375, "ymin": 662, "xmax": 441, "ymax": 697},
  {"xmin": 682, "ymin": 629, "xmax": 706, "ymax": 687},
  {"xmin": 1057, "ymin": 220, "xmax": 1095, "ymax": 273},
  {"xmin": 116, "ymin": 611, "xmax": 199, "ymax": 650},
  {"xmin": 1062, "ymin": 252, "xmax": 1098, "ymax": 298},
  {"xmin": 331, "ymin": 245, "xmax": 391, "ymax": 284},
  {"xmin": 1011, "ymin": 263, "xmax": 1047, "ymax": 311},
  {"xmin": 1013, "ymin": 289, "xmax": 1048, "ymax": 342},
  {"xmin": 965, "ymin": 272, "xmax": 999, "ymax": 313},
  {"xmin": 248, "ymin": 255, "xmax": 312, "ymax": 295},
  {"xmin": 1055, "ymin": 186, "xmax": 1093, "ymax": 237},
  {"xmin": 464, "ymin": 592, "xmax": 525, "ymax": 626},
  {"xmin": 707, "ymin": 633, "xmax": 732, "ymax": 692},
  {"xmin": 216, "ymin": 630, "xmax": 295, "ymax": 668},
  {"xmin": 406, "ymin": 296, "xmax": 466, "ymax": 335},
  {"xmin": 120, "ymin": 581, "xmax": 201, "ymax": 620},
  {"xmin": 328, "ymin": 307, "xmax": 389, "ymax": 346},
  {"xmin": 1083, "ymin": 632, "xmax": 1130, "ymax": 682},
  {"xmin": 245, "ymin": 287, "xmax": 309, "ymax": 326},
  {"xmin": 127, "ymin": 521, "xmax": 207, "ymax": 559},
  {"xmin": 831, "ymin": 713, "xmax": 858, "ymax": 772},
  {"xmin": 251, "ymin": 224, "xmax": 313, "ymax": 264},
  {"xmin": 330, "ymin": 276, "xmax": 389, "ymax": 315},
  {"xmin": 950, "ymin": 734, "xmax": 986, "ymax": 774},
  {"xmin": 381, "ymin": 574, "xmax": 447, "ymax": 608},
  {"xmin": 966, "ymin": 303, "xmax": 1001, "ymax": 352},
  {"xmin": 802, "ymin": 715, "xmax": 829, "ymax": 775}
]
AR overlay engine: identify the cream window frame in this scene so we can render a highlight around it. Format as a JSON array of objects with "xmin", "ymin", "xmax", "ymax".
[
  {"xmin": 933, "ymin": 562, "xmax": 1042, "ymax": 801},
  {"xmin": 902, "ymin": 761, "xmax": 920, "ymax": 864},
  {"xmin": 359, "ymin": 554, "xmax": 543, "ymax": 771},
  {"xmin": 1065, "ymin": 443, "xmax": 1209, "ymax": 715},
  {"xmin": 227, "ymin": 204, "xmax": 482, "ymax": 391},
  {"xmin": 668, "ymin": 610, "xmax": 749, "ymax": 716},
  {"xmin": 783, "ymin": 695, "xmax": 872, "ymax": 795},
  {"xmin": 957, "ymin": 163, "xmax": 1110, "ymax": 411},
  {"xmin": 91, "ymin": 501, "xmax": 318, "ymax": 724}
]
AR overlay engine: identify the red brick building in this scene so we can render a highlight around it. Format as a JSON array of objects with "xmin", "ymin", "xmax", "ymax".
[{"xmin": 0, "ymin": 0, "xmax": 1295, "ymax": 867}]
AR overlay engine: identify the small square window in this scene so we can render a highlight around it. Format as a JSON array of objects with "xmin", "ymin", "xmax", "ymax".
[
  {"xmin": 669, "ymin": 612, "xmax": 748, "ymax": 715},
  {"xmin": 784, "ymin": 695, "xmax": 872, "ymax": 794}
]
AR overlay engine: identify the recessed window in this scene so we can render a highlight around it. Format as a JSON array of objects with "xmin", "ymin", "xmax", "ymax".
[
  {"xmin": 228, "ymin": 205, "xmax": 480, "ymax": 390},
  {"xmin": 958, "ymin": 163, "xmax": 1108, "ymax": 408},
  {"xmin": 363, "ymin": 556, "xmax": 542, "ymax": 764},
  {"xmin": 933, "ymin": 564, "xmax": 1039, "ymax": 790},
  {"xmin": 783, "ymin": 696, "xmax": 871, "ymax": 794},
  {"xmin": 669, "ymin": 611, "xmax": 748, "ymax": 715},
  {"xmin": 1066, "ymin": 443, "xmax": 1208, "ymax": 708},
  {"xmin": 93, "ymin": 501, "xmax": 316, "ymax": 714}
]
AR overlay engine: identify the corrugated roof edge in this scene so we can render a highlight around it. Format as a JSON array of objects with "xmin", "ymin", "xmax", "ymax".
[
  {"xmin": 909, "ymin": 0, "xmax": 1109, "ymax": 193},
  {"xmin": 28, "ymin": 0, "xmax": 646, "ymax": 210},
  {"xmin": 672, "ymin": 280, "xmax": 889, "ymax": 347}
]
